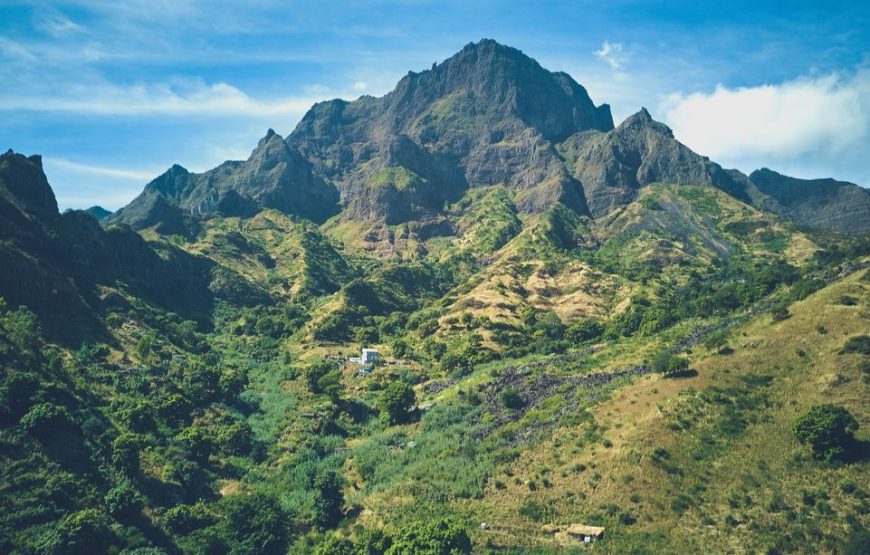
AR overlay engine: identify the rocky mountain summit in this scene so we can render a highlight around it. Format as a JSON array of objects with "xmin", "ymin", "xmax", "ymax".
[{"xmin": 104, "ymin": 39, "xmax": 870, "ymax": 235}]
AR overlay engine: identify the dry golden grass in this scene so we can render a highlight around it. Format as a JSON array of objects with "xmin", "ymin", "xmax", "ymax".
[{"xmin": 464, "ymin": 267, "xmax": 869, "ymax": 552}]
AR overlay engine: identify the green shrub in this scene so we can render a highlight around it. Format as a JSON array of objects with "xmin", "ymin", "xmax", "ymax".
[
  {"xmin": 219, "ymin": 493, "xmax": 290, "ymax": 555},
  {"xmin": 842, "ymin": 336, "xmax": 870, "ymax": 355},
  {"xmin": 499, "ymin": 388, "xmax": 524, "ymax": 410},
  {"xmin": 311, "ymin": 470, "xmax": 344, "ymax": 529},
  {"xmin": 793, "ymin": 404, "xmax": 859, "ymax": 463},
  {"xmin": 386, "ymin": 519, "xmax": 471, "ymax": 554},
  {"xmin": 378, "ymin": 382, "xmax": 416, "ymax": 425},
  {"xmin": 315, "ymin": 535, "xmax": 355, "ymax": 555},
  {"xmin": 104, "ymin": 482, "xmax": 144, "ymax": 520}
]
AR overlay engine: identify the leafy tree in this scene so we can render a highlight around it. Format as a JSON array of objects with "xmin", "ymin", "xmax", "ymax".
[
  {"xmin": 378, "ymin": 381, "xmax": 415, "ymax": 425},
  {"xmin": 171, "ymin": 459, "xmax": 208, "ymax": 497},
  {"xmin": 0, "ymin": 371, "xmax": 39, "ymax": 422},
  {"xmin": 112, "ymin": 433, "xmax": 143, "ymax": 475},
  {"xmin": 183, "ymin": 363, "xmax": 221, "ymax": 404},
  {"xmin": 304, "ymin": 359, "xmax": 338, "ymax": 394},
  {"xmin": 356, "ymin": 528, "xmax": 393, "ymax": 555},
  {"xmin": 20, "ymin": 403, "xmax": 74, "ymax": 439},
  {"xmin": 104, "ymin": 481, "xmax": 144, "ymax": 520},
  {"xmin": 793, "ymin": 404, "xmax": 859, "ymax": 463},
  {"xmin": 311, "ymin": 470, "xmax": 344, "ymax": 529},
  {"xmin": 770, "ymin": 305, "xmax": 790, "ymax": 322},
  {"xmin": 219, "ymin": 493, "xmax": 290, "ymax": 555},
  {"xmin": 157, "ymin": 392, "xmax": 193, "ymax": 427},
  {"xmin": 37, "ymin": 509, "xmax": 115, "ymax": 554},
  {"xmin": 115, "ymin": 399, "xmax": 157, "ymax": 432},
  {"xmin": 1, "ymin": 305, "xmax": 41, "ymax": 354},
  {"xmin": 565, "ymin": 319, "xmax": 604, "ymax": 343},
  {"xmin": 214, "ymin": 421, "xmax": 254, "ymax": 456},
  {"xmin": 176, "ymin": 424, "xmax": 214, "ymax": 462},
  {"xmin": 162, "ymin": 503, "xmax": 214, "ymax": 534},
  {"xmin": 315, "ymin": 535, "xmax": 355, "ymax": 555},
  {"xmin": 386, "ymin": 519, "xmax": 471, "ymax": 555},
  {"xmin": 651, "ymin": 351, "xmax": 690, "ymax": 376}
]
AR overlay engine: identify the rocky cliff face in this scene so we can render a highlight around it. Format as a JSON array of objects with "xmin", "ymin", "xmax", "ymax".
[
  {"xmin": 105, "ymin": 39, "xmax": 868, "ymax": 235},
  {"xmin": 0, "ymin": 150, "xmax": 228, "ymax": 340},
  {"xmin": 287, "ymin": 39, "xmax": 613, "ymax": 222},
  {"xmin": 112, "ymin": 129, "xmax": 340, "ymax": 230},
  {"xmin": 748, "ymin": 168, "xmax": 870, "ymax": 234},
  {"xmin": 559, "ymin": 108, "xmax": 752, "ymax": 218}
]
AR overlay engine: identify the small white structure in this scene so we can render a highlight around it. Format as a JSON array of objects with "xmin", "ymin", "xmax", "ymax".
[
  {"xmin": 360, "ymin": 348, "xmax": 380, "ymax": 365},
  {"xmin": 566, "ymin": 524, "xmax": 605, "ymax": 542}
]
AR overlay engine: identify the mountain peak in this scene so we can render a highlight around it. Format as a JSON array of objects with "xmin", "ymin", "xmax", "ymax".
[
  {"xmin": 0, "ymin": 149, "xmax": 58, "ymax": 217},
  {"xmin": 617, "ymin": 108, "xmax": 673, "ymax": 138}
]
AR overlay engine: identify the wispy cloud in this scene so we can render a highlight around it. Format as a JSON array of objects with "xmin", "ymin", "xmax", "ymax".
[
  {"xmin": 0, "ymin": 37, "xmax": 37, "ymax": 62},
  {"xmin": 0, "ymin": 80, "xmax": 331, "ymax": 118},
  {"xmin": 595, "ymin": 40, "xmax": 625, "ymax": 71},
  {"xmin": 44, "ymin": 158, "xmax": 160, "ymax": 180},
  {"xmin": 37, "ymin": 10, "xmax": 85, "ymax": 37}
]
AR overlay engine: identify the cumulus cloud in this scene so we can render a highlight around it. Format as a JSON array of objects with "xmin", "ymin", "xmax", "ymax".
[
  {"xmin": 661, "ymin": 69, "xmax": 870, "ymax": 162},
  {"xmin": 595, "ymin": 40, "xmax": 625, "ymax": 71},
  {"xmin": 352, "ymin": 81, "xmax": 368, "ymax": 91}
]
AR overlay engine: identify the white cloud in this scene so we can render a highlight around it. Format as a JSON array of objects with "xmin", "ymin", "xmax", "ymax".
[
  {"xmin": 0, "ymin": 80, "xmax": 324, "ymax": 118},
  {"xmin": 43, "ymin": 158, "xmax": 160, "ymax": 180},
  {"xmin": 0, "ymin": 37, "xmax": 37, "ymax": 62},
  {"xmin": 37, "ymin": 11, "xmax": 85, "ymax": 37},
  {"xmin": 595, "ymin": 40, "xmax": 624, "ymax": 71},
  {"xmin": 352, "ymin": 81, "xmax": 368, "ymax": 91},
  {"xmin": 661, "ymin": 70, "xmax": 870, "ymax": 161}
]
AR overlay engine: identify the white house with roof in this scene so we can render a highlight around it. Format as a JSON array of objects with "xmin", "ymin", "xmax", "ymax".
[{"xmin": 349, "ymin": 348, "xmax": 381, "ymax": 367}]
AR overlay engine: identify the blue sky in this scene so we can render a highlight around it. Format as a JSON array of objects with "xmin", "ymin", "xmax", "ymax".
[{"xmin": 1, "ymin": 0, "xmax": 869, "ymax": 209}]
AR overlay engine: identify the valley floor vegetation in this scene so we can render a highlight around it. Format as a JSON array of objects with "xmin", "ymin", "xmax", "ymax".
[{"xmin": 1, "ymin": 181, "xmax": 869, "ymax": 554}]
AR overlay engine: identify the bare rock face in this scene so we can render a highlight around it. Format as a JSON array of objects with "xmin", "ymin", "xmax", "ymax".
[
  {"xmin": 560, "ymin": 108, "xmax": 751, "ymax": 218},
  {"xmin": 749, "ymin": 168, "xmax": 870, "ymax": 234},
  {"xmin": 105, "ymin": 39, "xmax": 868, "ymax": 236},
  {"xmin": 112, "ymin": 130, "xmax": 340, "ymax": 230},
  {"xmin": 0, "ymin": 150, "xmax": 59, "ymax": 221},
  {"xmin": 0, "ymin": 152, "xmax": 224, "ymax": 339},
  {"xmin": 288, "ymin": 39, "xmax": 611, "ymax": 222}
]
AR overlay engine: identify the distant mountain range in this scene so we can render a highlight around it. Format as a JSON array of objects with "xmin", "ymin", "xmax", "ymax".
[{"xmin": 104, "ymin": 38, "xmax": 869, "ymax": 235}]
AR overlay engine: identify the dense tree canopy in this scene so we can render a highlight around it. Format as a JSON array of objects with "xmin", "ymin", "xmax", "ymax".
[{"xmin": 793, "ymin": 404, "xmax": 859, "ymax": 463}]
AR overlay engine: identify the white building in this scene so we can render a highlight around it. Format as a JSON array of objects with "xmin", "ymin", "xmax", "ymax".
[{"xmin": 361, "ymin": 348, "xmax": 380, "ymax": 365}]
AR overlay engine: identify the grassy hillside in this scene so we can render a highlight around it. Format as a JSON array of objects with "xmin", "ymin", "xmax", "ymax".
[
  {"xmin": 468, "ymin": 266, "xmax": 870, "ymax": 553},
  {"xmin": 2, "ymin": 177, "xmax": 869, "ymax": 554}
]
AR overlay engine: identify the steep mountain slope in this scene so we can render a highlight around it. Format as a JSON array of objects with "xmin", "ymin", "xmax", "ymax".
[
  {"xmin": 110, "ymin": 39, "xmax": 869, "ymax": 239},
  {"xmin": 0, "ymin": 150, "xmax": 235, "ymax": 339},
  {"xmin": 750, "ymin": 168, "xmax": 870, "ymax": 234},
  {"xmin": 472, "ymin": 266, "xmax": 870, "ymax": 553},
  {"xmin": 111, "ymin": 130, "xmax": 340, "ymax": 231},
  {"xmin": 558, "ymin": 108, "xmax": 754, "ymax": 218},
  {"xmin": 288, "ymin": 39, "xmax": 613, "ymax": 222}
]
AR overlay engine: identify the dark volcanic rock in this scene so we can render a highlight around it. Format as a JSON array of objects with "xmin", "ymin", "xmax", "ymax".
[
  {"xmin": 749, "ymin": 168, "xmax": 870, "ymax": 234},
  {"xmin": 111, "ymin": 130, "xmax": 339, "ymax": 230},
  {"xmin": 0, "ymin": 151, "xmax": 259, "ymax": 341},
  {"xmin": 0, "ymin": 150, "xmax": 59, "ymax": 220},
  {"xmin": 101, "ymin": 40, "xmax": 870, "ymax": 235},
  {"xmin": 287, "ymin": 38, "xmax": 611, "ymax": 221},
  {"xmin": 561, "ymin": 108, "xmax": 751, "ymax": 218}
]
